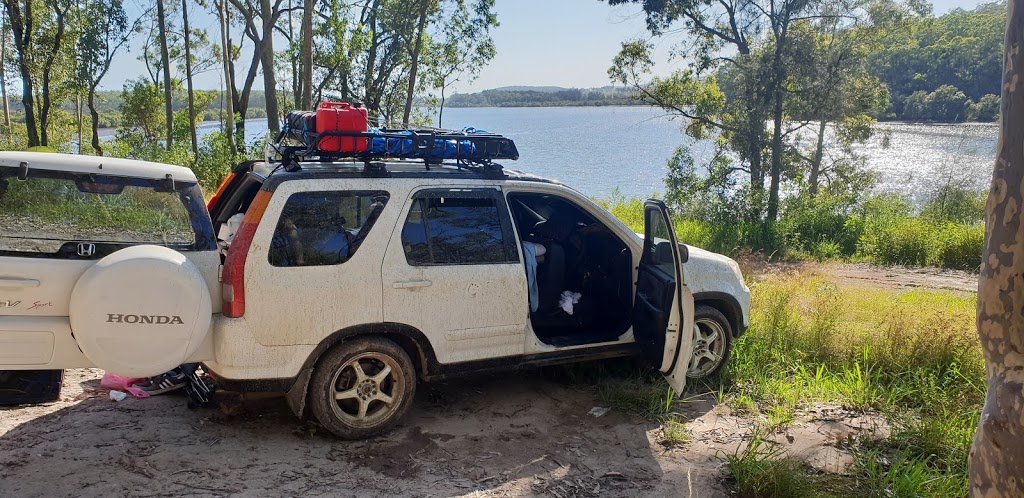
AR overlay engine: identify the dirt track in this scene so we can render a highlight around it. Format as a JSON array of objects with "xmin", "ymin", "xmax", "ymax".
[
  {"xmin": 1, "ymin": 369, "xmax": 734, "ymax": 497},
  {"xmin": 745, "ymin": 259, "xmax": 978, "ymax": 294},
  {"xmin": 0, "ymin": 262, "xmax": 946, "ymax": 497}
]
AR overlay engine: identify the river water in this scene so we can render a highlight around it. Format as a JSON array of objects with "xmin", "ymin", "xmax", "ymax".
[{"xmin": 191, "ymin": 106, "xmax": 997, "ymax": 201}]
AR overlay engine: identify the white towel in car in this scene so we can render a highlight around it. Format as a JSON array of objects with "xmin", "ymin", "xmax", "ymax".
[{"xmin": 559, "ymin": 290, "xmax": 582, "ymax": 315}]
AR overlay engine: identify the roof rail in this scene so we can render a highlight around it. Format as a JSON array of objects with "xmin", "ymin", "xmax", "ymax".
[{"xmin": 270, "ymin": 127, "xmax": 519, "ymax": 174}]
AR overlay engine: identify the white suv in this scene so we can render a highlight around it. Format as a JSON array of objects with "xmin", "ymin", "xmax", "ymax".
[{"xmin": 0, "ymin": 147, "xmax": 749, "ymax": 439}]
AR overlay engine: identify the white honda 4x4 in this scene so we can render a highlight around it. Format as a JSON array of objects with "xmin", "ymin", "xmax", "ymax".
[{"xmin": 0, "ymin": 137, "xmax": 749, "ymax": 439}]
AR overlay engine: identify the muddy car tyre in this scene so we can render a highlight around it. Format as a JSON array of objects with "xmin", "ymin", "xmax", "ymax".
[
  {"xmin": 686, "ymin": 305, "xmax": 733, "ymax": 380},
  {"xmin": 309, "ymin": 337, "xmax": 417, "ymax": 439}
]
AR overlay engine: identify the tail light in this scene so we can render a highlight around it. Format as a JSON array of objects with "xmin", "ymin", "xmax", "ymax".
[
  {"xmin": 222, "ymin": 190, "xmax": 272, "ymax": 318},
  {"xmin": 207, "ymin": 172, "xmax": 237, "ymax": 212}
]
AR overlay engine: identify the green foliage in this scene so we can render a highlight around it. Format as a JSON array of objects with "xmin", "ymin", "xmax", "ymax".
[
  {"xmin": 608, "ymin": 178, "xmax": 985, "ymax": 271},
  {"xmin": 902, "ymin": 85, "xmax": 970, "ymax": 122},
  {"xmin": 726, "ymin": 430, "xmax": 816, "ymax": 498},
  {"xmin": 445, "ymin": 87, "xmax": 638, "ymax": 108},
  {"xmin": 967, "ymin": 93, "xmax": 1000, "ymax": 122},
  {"xmin": 716, "ymin": 273, "xmax": 981, "ymax": 497},
  {"xmin": 929, "ymin": 223, "xmax": 984, "ymax": 271},
  {"xmin": 869, "ymin": 2, "xmax": 1006, "ymax": 119},
  {"xmin": 120, "ymin": 79, "xmax": 167, "ymax": 143},
  {"xmin": 920, "ymin": 183, "xmax": 986, "ymax": 224}
]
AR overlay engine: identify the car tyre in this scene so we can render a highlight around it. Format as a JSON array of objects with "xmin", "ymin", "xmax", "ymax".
[
  {"xmin": 686, "ymin": 305, "xmax": 733, "ymax": 380},
  {"xmin": 309, "ymin": 337, "xmax": 416, "ymax": 439}
]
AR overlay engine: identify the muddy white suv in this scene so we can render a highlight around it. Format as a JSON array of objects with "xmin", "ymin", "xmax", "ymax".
[{"xmin": 0, "ymin": 145, "xmax": 749, "ymax": 439}]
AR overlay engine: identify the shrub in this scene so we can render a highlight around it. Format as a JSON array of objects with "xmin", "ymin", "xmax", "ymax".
[
  {"xmin": 930, "ymin": 223, "xmax": 984, "ymax": 270},
  {"xmin": 864, "ymin": 217, "xmax": 933, "ymax": 266},
  {"xmin": 920, "ymin": 184, "xmax": 986, "ymax": 224},
  {"xmin": 903, "ymin": 85, "xmax": 970, "ymax": 122},
  {"xmin": 967, "ymin": 94, "xmax": 999, "ymax": 122}
]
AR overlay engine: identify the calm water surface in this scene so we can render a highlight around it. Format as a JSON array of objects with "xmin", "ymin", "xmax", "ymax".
[{"xmin": 191, "ymin": 106, "xmax": 998, "ymax": 201}]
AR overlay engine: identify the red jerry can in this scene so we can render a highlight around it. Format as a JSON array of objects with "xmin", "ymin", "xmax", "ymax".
[{"xmin": 316, "ymin": 102, "xmax": 369, "ymax": 153}]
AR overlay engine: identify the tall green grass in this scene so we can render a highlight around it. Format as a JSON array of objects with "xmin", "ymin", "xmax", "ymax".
[
  {"xmin": 719, "ymin": 273, "xmax": 980, "ymax": 497},
  {"xmin": 603, "ymin": 193, "xmax": 984, "ymax": 271}
]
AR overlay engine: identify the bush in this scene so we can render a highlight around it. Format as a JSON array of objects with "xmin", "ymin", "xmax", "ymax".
[
  {"xmin": 920, "ymin": 184, "xmax": 985, "ymax": 224},
  {"xmin": 930, "ymin": 223, "xmax": 984, "ymax": 270},
  {"xmin": 902, "ymin": 85, "xmax": 970, "ymax": 122},
  {"xmin": 780, "ymin": 193, "xmax": 862, "ymax": 257},
  {"xmin": 863, "ymin": 217, "xmax": 933, "ymax": 266},
  {"xmin": 967, "ymin": 94, "xmax": 1000, "ymax": 122}
]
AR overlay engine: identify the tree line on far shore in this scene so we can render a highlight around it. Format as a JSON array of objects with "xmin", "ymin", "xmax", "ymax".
[{"xmin": 0, "ymin": 0, "xmax": 498, "ymax": 184}]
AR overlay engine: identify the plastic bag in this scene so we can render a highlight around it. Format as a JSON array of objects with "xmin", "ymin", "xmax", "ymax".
[{"xmin": 100, "ymin": 372, "xmax": 150, "ymax": 398}]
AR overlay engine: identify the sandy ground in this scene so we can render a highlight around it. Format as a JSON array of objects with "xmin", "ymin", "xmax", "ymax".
[
  {"xmin": 0, "ymin": 262, "xmax": 954, "ymax": 497},
  {"xmin": 0, "ymin": 369, "xmax": 889, "ymax": 498},
  {"xmin": 744, "ymin": 259, "xmax": 978, "ymax": 294}
]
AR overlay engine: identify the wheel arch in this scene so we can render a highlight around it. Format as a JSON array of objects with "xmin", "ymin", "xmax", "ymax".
[
  {"xmin": 285, "ymin": 322, "xmax": 438, "ymax": 418},
  {"xmin": 692, "ymin": 292, "xmax": 744, "ymax": 337}
]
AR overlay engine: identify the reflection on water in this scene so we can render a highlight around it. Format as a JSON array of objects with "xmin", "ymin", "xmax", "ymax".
[
  {"xmin": 444, "ymin": 107, "xmax": 997, "ymax": 202},
  {"xmin": 107, "ymin": 107, "xmax": 998, "ymax": 202},
  {"xmin": 857, "ymin": 122, "xmax": 995, "ymax": 202}
]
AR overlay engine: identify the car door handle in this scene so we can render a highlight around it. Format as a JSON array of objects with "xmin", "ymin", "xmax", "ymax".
[
  {"xmin": 392, "ymin": 280, "xmax": 432, "ymax": 289},
  {"xmin": 0, "ymin": 278, "xmax": 40, "ymax": 288}
]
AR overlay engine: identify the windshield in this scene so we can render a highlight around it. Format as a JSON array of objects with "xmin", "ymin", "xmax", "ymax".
[{"xmin": 0, "ymin": 168, "xmax": 212, "ymax": 255}]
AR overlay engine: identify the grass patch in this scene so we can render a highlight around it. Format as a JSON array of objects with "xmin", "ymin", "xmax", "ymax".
[
  {"xmin": 717, "ymin": 272, "xmax": 980, "ymax": 497},
  {"xmin": 603, "ymin": 193, "xmax": 983, "ymax": 270},
  {"xmin": 566, "ymin": 270, "xmax": 980, "ymax": 497}
]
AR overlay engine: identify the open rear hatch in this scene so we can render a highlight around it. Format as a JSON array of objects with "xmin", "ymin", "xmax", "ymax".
[{"xmin": 0, "ymin": 153, "xmax": 218, "ymax": 377}]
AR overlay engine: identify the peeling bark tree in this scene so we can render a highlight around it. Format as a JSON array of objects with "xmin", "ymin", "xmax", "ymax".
[
  {"xmin": 156, "ymin": 0, "xmax": 174, "ymax": 149},
  {"xmin": 970, "ymin": 0, "xmax": 1024, "ymax": 495}
]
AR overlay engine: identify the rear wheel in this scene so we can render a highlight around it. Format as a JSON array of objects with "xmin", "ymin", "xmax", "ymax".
[
  {"xmin": 686, "ymin": 305, "xmax": 732, "ymax": 380},
  {"xmin": 309, "ymin": 337, "xmax": 416, "ymax": 439}
]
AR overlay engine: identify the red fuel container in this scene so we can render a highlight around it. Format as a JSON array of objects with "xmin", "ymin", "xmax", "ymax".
[{"xmin": 316, "ymin": 102, "xmax": 369, "ymax": 153}]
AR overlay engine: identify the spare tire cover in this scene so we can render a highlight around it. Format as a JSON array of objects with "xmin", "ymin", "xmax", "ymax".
[{"xmin": 69, "ymin": 245, "xmax": 211, "ymax": 377}]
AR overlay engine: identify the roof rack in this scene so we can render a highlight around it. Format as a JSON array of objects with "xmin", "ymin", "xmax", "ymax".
[{"xmin": 270, "ymin": 127, "xmax": 519, "ymax": 176}]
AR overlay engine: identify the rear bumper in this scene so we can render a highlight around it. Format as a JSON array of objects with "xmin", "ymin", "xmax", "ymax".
[
  {"xmin": 0, "ymin": 316, "xmax": 93, "ymax": 370},
  {"xmin": 201, "ymin": 314, "xmax": 314, "ymax": 383}
]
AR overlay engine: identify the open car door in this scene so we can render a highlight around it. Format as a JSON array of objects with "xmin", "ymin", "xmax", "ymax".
[{"xmin": 633, "ymin": 199, "xmax": 695, "ymax": 394}]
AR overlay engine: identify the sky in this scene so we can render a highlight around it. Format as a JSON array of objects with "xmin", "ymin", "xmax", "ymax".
[{"xmin": 100, "ymin": 0, "xmax": 993, "ymax": 94}]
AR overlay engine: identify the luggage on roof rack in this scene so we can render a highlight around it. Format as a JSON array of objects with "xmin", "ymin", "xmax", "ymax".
[
  {"xmin": 274, "ymin": 112, "xmax": 519, "ymax": 172},
  {"xmin": 316, "ymin": 102, "xmax": 369, "ymax": 153}
]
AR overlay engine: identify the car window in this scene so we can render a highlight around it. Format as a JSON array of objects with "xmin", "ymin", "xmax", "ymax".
[
  {"xmin": 0, "ymin": 171, "xmax": 206, "ymax": 256},
  {"xmin": 644, "ymin": 206, "xmax": 676, "ymax": 275},
  {"xmin": 402, "ymin": 193, "xmax": 517, "ymax": 265},
  {"xmin": 268, "ymin": 190, "xmax": 389, "ymax": 267}
]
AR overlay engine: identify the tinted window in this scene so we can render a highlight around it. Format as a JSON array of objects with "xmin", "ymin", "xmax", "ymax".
[
  {"xmin": 643, "ymin": 206, "xmax": 677, "ymax": 275},
  {"xmin": 402, "ymin": 194, "xmax": 516, "ymax": 265},
  {"xmin": 0, "ymin": 172, "xmax": 200, "ymax": 255},
  {"xmin": 269, "ymin": 190, "xmax": 388, "ymax": 267}
]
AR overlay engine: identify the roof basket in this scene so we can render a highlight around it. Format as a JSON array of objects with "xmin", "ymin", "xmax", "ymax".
[{"xmin": 270, "ymin": 126, "xmax": 520, "ymax": 174}]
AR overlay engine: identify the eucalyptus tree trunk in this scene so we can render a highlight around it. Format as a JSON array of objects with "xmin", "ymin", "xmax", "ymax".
[
  {"xmin": 970, "ymin": 0, "xmax": 1024, "ymax": 495},
  {"xmin": 299, "ymin": 0, "xmax": 313, "ymax": 109},
  {"xmin": 0, "ymin": 12, "xmax": 10, "ymax": 130},
  {"xmin": 182, "ymin": 0, "xmax": 198, "ymax": 161},
  {"xmin": 259, "ymin": 0, "xmax": 280, "ymax": 133},
  {"xmin": 808, "ymin": 119, "xmax": 827, "ymax": 197},
  {"xmin": 156, "ymin": 0, "xmax": 174, "ymax": 148},
  {"xmin": 402, "ymin": 0, "xmax": 429, "ymax": 127},
  {"xmin": 216, "ymin": 0, "xmax": 235, "ymax": 155},
  {"xmin": 38, "ymin": 0, "xmax": 67, "ymax": 147},
  {"xmin": 3, "ymin": 0, "xmax": 40, "ymax": 146}
]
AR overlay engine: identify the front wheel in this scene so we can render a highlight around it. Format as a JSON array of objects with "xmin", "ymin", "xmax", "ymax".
[
  {"xmin": 686, "ymin": 305, "xmax": 733, "ymax": 380},
  {"xmin": 309, "ymin": 337, "xmax": 416, "ymax": 439}
]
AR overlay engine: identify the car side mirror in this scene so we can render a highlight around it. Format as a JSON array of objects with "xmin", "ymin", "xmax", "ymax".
[
  {"xmin": 655, "ymin": 241, "xmax": 674, "ymax": 264},
  {"xmin": 678, "ymin": 243, "xmax": 689, "ymax": 264}
]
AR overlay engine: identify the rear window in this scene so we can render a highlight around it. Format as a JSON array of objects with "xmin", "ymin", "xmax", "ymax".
[
  {"xmin": 401, "ymin": 192, "xmax": 518, "ymax": 266},
  {"xmin": 0, "ymin": 169, "xmax": 209, "ymax": 256},
  {"xmin": 268, "ymin": 190, "xmax": 389, "ymax": 267}
]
